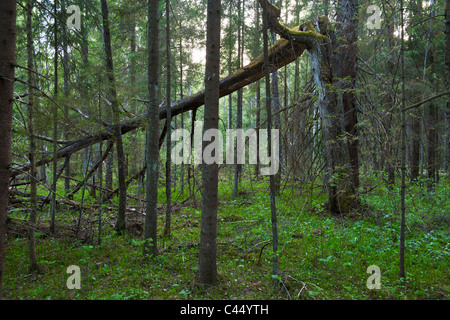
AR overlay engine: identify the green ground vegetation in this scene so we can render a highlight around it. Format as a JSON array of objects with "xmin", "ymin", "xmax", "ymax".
[{"xmin": 3, "ymin": 170, "xmax": 449, "ymax": 300}]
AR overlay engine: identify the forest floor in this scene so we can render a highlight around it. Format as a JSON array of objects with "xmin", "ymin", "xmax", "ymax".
[{"xmin": 3, "ymin": 171, "xmax": 450, "ymax": 300}]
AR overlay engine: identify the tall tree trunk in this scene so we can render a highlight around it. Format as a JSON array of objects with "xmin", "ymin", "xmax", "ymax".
[
  {"xmin": 261, "ymin": 0, "xmax": 279, "ymax": 291},
  {"xmin": 0, "ymin": 0, "xmax": 17, "ymax": 297},
  {"xmin": 336, "ymin": 0, "xmax": 359, "ymax": 192},
  {"xmin": 234, "ymin": 0, "xmax": 243, "ymax": 197},
  {"xmin": 62, "ymin": 0, "xmax": 71, "ymax": 193},
  {"xmin": 100, "ymin": 0, "xmax": 127, "ymax": 234},
  {"xmin": 199, "ymin": 0, "xmax": 221, "ymax": 286},
  {"xmin": 144, "ymin": 0, "xmax": 160, "ymax": 256},
  {"xmin": 446, "ymin": 0, "xmax": 450, "ymax": 175},
  {"xmin": 309, "ymin": 17, "xmax": 355, "ymax": 214},
  {"xmin": 179, "ymin": 36, "xmax": 185, "ymax": 192},
  {"xmin": 255, "ymin": 79, "xmax": 261, "ymax": 176},
  {"xmin": 129, "ymin": 9, "xmax": 138, "ymax": 175},
  {"xmin": 227, "ymin": 3, "xmax": 234, "ymax": 183},
  {"xmin": 254, "ymin": 3, "xmax": 261, "ymax": 177},
  {"xmin": 26, "ymin": 0, "xmax": 39, "ymax": 273},
  {"xmin": 50, "ymin": 0, "xmax": 58, "ymax": 234},
  {"xmin": 270, "ymin": 27, "xmax": 281, "ymax": 195},
  {"xmin": 399, "ymin": 0, "xmax": 406, "ymax": 280},
  {"xmin": 164, "ymin": 0, "xmax": 172, "ymax": 237},
  {"xmin": 97, "ymin": 95, "xmax": 103, "ymax": 245}
]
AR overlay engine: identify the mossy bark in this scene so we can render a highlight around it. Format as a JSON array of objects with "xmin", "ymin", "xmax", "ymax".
[{"xmin": 308, "ymin": 17, "xmax": 358, "ymax": 214}]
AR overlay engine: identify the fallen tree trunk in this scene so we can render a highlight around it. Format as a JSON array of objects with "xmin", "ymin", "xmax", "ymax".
[{"xmin": 10, "ymin": 38, "xmax": 307, "ymax": 178}]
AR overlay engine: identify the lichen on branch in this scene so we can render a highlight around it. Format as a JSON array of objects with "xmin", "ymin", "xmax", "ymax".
[{"xmin": 258, "ymin": 0, "xmax": 328, "ymax": 49}]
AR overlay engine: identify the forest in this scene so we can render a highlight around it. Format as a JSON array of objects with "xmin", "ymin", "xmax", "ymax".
[{"xmin": 0, "ymin": 0, "xmax": 449, "ymax": 303}]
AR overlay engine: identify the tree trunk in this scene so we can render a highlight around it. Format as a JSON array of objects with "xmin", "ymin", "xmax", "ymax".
[
  {"xmin": 234, "ymin": 0, "xmax": 243, "ymax": 197},
  {"xmin": 399, "ymin": 0, "xmax": 406, "ymax": 280},
  {"xmin": 50, "ymin": 0, "xmax": 58, "ymax": 234},
  {"xmin": 446, "ymin": 0, "xmax": 450, "ymax": 175},
  {"xmin": 199, "ymin": 0, "xmax": 221, "ymax": 287},
  {"xmin": 26, "ymin": 0, "xmax": 39, "ymax": 273},
  {"xmin": 336, "ymin": 0, "xmax": 359, "ymax": 192},
  {"xmin": 164, "ymin": 0, "xmax": 172, "ymax": 237},
  {"xmin": 410, "ymin": 110, "xmax": 420, "ymax": 181},
  {"xmin": 62, "ymin": 0, "xmax": 71, "ymax": 193},
  {"xmin": 100, "ymin": 0, "xmax": 127, "ymax": 234},
  {"xmin": 179, "ymin": 36, "xmax": 185, "ymax": 192},
  {"xmin": 144, "ymin": 0, "xmax": 160, "ymax": 257},
  {"xmin": 0, "ymin": 0, "xmax": 17, "ymax": 297},
  {"xmin": 227, "ymin": 3, "xmax": 233, "ymax": 183},
  {"xmin": 427, "ymin": 101, "xmax": 437, "ymax": 189},
  {"xmin": 261, "ymin": 0, "xmax": 279, "ymax": 292},
  {"xmin": 308, "ymin": 17, "xmax": 355, "ymax": 214}
]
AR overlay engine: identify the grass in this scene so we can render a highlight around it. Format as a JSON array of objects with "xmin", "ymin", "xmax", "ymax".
[{"xmin": 3, "ymin": 170, "xmax": 450, "ymax": 300}]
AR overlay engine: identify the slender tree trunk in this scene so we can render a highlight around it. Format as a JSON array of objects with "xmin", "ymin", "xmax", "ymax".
[
  {"xmin": 179, "ymin": 36, "xmax": 185, "ymax": 193},
  {"xmin": 255, "ymin": 80, "xmax": 261, "ymax": 176},
  {"xmin": 270, "ymin": 26, "xmax": 281, "ymax": 195},
  {"xmin": 164, "ymin": 0, "xmax": 172, "ymax": 237},
  {"xmin": 228, "ymin": 3, "xmax": 234, "ymax": 183},
  {"xmin": 97, "ymin": 95, "xmax": 103, "ymax": 245},
  {"xmin": 100, "ymin": 0, "xmax": 127, "ymax": 234},
  {"xmin": 261, "ymin": 0, "xmax": 278, "ymax": 291},
  {"xmin": 144, "ymin": 0, "xmax": 160, "ymax": 256},
  {"xmin": 129, "ymin": 10, "xmax": 138, "ymax": 175},
  {"xmin": 427, "ymin": 101, "xmax": 437, "ymax": 189},
  {"xmin": 234, "ymin": 0, "xmax": 243, "ymax": 197},
  {"xmin": 50, "ymin": 0, "xmax": 59, "ymax": 234},
  {"xmin": 62, "ymin": 0, "xmax": 71, "ymax": 193},
  {"xmin": 410, "ymin": 110, "xmax": 420, "ymax": 181},
  {"xmin": 0, "ymin": 0, "xmax": 17, "ymax": 297},
  {"xmin": 254, "ymin": 4, "xmax": 261, "ymax": 177},
  {"xmin": 399, "ymin": 0, "xmax": 406, "ymax": 281},
  {"xmin": 446, "ymin": 0, "xmax": 450, "ymax": 175},
  {"xmin": 199, "ymin": 0, "xmax": 221, "ymax": 287},
  {"xmin": 26, "ymin": 0, "xmax": 39, "ymax": 273}
]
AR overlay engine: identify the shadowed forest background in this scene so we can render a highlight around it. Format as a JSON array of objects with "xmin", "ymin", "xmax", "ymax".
[{"xmin": 0, "ymin": 0, "xmax": 449, "ymax": 300}]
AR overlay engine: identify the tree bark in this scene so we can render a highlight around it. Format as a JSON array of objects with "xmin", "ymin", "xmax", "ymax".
[
  {"xmin": 100, "ymin": 0, "xmax": 127, "ymax": 234},
  {"xmin": 144, "ymin": 0, "xmax": 160, "ymax": 257},
  {"xmin": 446, "ymin": 0, "xmax": 450, "ymax": 174},
  {"xmin": 308, "ymin": 17, "xmax": 355, "ymax": 214},
  {"xmin": 261, "ymin": 0, "xmax": 279, "ymax": 292},
  {"xmin": 234, "ymin": 0, "xmax": 243, "ymax": 197},
  {"xmin": 336, "ymin": 0, "xmax": 359, "ymax": 192},
  {"xmin": 410, "ymin": 111, "xmax": 420, "ymax": 181},
  {"xmin": 50, "ymin": 0, "xmax": 58, "ymax": 234},
  {"xmin": 0, "ymin": 0, "xmax": 17, "ymax": 297},
  {"xmin": 26, "ymin": 0, "xmax": 39, "ymax": 273},
  {"xmin": 61, "ymin": 0, "xmax": 71, "ymax": 193},
  {"xmin": 399, "ymin": 0, "xmax": 406, "ymax": 280},
  {"xmin": 164, "ymin": 0, "xmax": 172, "ymax": 237},
  {"xmin": 199, "ymin": 0, "xmax": 221, "ymax": 287}
]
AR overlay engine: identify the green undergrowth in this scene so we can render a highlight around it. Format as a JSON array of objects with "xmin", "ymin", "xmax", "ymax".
[{"xmin": 3, "ymin": 172, "xmax": 450, "ymax": 300}]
